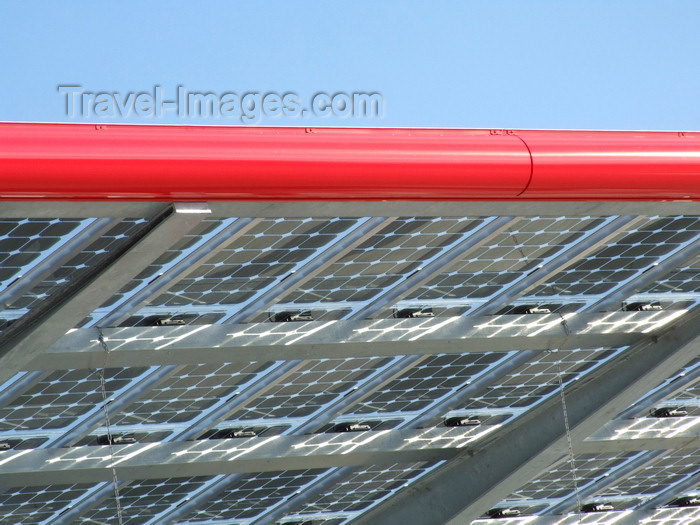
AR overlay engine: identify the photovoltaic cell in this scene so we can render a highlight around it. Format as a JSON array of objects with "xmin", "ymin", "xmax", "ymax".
[
  {"xmin": 347, "ymin": 352, "xmax": 508, "ymax": 415},
  {"xmin": 461, "ymin": 348, "xmax": 620, "ymax": 410},
  {"xmin": 149, "ymin": 218, "xmax": 361, "ymax": 308},
  {"xmin": 0, "ymin": 219, "xmax": 89, "ymax": 292},
  {"xmin": 12, "ymin": 219, "xmax": 148, "ymax": 314},
  {"xmin": 0, "ymin": 218, "xmax": 148, "ymax": 333},
  {"xmin": 92, "ymin": 219, "xmax": 234, "ymax": 312},
  {"xmin": 623, "ymin": 356, "xmax": 700, "ymax": 418},
  {"xmin": 596, "ymin": 448, "xmax": 700, "ymax": 504},
  {"xmin": 642, "ymin": 254, "xmax": 700, "ymax": 295},
  {"xmin": 499, "ymin": 452, "xmax": 638, "ymax": 512},
  {"xmin": 648, "ymin": 367, "xmax": 700, "ymax": 417}
]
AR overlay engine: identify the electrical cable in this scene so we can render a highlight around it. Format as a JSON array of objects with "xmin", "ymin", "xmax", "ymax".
[
  {"xmin": 556, "ymin": 313, "xmax": 583, "ymax": 522},
  {"xmin": 97, "ymin": 327, "xmax": 124, "ymax": 525}
]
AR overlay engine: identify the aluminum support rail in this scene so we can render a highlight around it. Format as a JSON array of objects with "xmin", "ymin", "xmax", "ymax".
[
  {"xmin": 5, "ymin": 200, "xmax": 700, "ymax": 219},
  {"xmin": 0, "ymin": 203, "xmax": 209, "ymax": 383},
  {"xmin": 1, "ymin": 421, "xmax": 698, "ymax": 487},
  {"xmin": 26, "ymin": 310, "xmax": 671, "ymax": 370},
  {"xmin": 354, "ymin": 307, "xmax": 700, "ymax": 525}
]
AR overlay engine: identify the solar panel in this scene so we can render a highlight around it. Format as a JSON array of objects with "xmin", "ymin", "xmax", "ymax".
[
  {"xmin": 110, "ymin": 362, "xmax": 273, "ymax": 427},
  {"xmin": 0, "ymin": 483, "xmax": 98, "ymax": 524},
  {"xmin": 173, "ymin": 470, "xmax": 326, "ymax": 523},
  {"xmin": 0, "ymin": 218, "xmax": 147, "ymax": 330},
  {"xmin": 527, "ymin": 216, "xmax": 700, "ymax": 301},
  {"xmin": 408, "ymin": 216, "xmax": 605, "ymax": 302},
  {"xmin": 599, "ymin": 448, "xmax": 699, "ymax": 504},
  {"xmin": 0, "ymin": 367, "xmax": 150, "ymax": 432},
  {"xmin": 285, "ymin": 217, "xmax": 484, "ymax": 308},
  {"xmin": 76, "ymin": 477, "xmax": 215, "ymax": 524},
  {"xmin": 0, "ymin": 206, "xmax": 698, "ymax": 524},
  {"xmin": 285, "ymin": 462, "xmax": 442, "ymax": 519}
]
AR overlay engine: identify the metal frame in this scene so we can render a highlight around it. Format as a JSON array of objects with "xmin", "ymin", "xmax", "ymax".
[
  {"xmin": 2, "ymin": 422, "xmax": 697, "ymax": 487},
  {"xmin": 95, "ymin": 217, "xmax": 264, "ymax": 327},
  {"xmin": 3, "ymin": 200, "xmax": 700, "ymax": 220},
  {"xmin": 0, "ymin": 203, "xmax": 209, "ymax": 384},
  {"xmin": 0, "ymin": 427, "xmax": 479, "ymax": 485},
  {"xmin": 27, "ymin": 310, "xmax": 665, "ymax": 370},
  {"xmin": 0, "ymin": 204, "xmax": 699, "ymax": 523},
  {"xmin": 354, "ymin": 307, "xmax": 700, "ymax": 525},
  {"xmin": 0, "ymin": 217, "xmax": 117, "ymax": 308}
]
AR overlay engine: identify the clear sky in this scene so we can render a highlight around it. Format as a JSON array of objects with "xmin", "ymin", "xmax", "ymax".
[{"xmin": 1, "ymin": 1, "xmax": 699, "ymax": 130}]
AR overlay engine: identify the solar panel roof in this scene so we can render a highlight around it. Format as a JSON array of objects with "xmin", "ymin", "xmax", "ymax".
[{"xmin": 0, "ymin": 200, "xmax": 698, "ymax": 525}]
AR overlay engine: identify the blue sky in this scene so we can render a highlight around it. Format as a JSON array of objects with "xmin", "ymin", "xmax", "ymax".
[{"xmin": 1, "ymin": 1, "xmax": 699, "ymax": 130}]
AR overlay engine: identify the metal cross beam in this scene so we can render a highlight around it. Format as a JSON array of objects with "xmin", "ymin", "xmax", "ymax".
[
  {"xmin": 353, "ymin": 307, "xmax": 700, "ymax": 525},
  {"xmin": 576, "ymin": 417, "xmax": 700, "ymax": 453},
  {"xmin": 0, "ymin": 203, "xmax": 210, "ymax": 385},
  {"xmin": 6, "ymin": 201, "xmax": 699, "ymax": 219},
  {"xmin": 1, "ymin": 420, "xmax": 696, "ymax": 488},
  {"xmin": 468, "ymin": 508, "xmax": 699, "ymax": 525},
  {"xmin": 27, "ymin": 310, "xmax": 672, "ymax": 370},
  {"xmin": 0, "ymin": 426, "xmax": 488, "ymax": 486}
]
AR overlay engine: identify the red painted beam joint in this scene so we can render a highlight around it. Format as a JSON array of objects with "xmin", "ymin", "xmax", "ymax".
[{"xmin": 0, "ymin": 123, "xmax": 698, "ymax": 201}]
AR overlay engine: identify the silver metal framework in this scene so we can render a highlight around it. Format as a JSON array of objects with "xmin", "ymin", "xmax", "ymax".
[
  {"xmin": 0, "ymin": 203, "xmax": 209, "ymax": 384},
  {"xmin": 4, "ymin": 200, "xmax": 699, "ymax": 218},
  {"xmin": 1, "ymin": 421, "xmax": 697, "ymax": 487},
  {"xmin": 28, "ymin": 310, "xmax": 664, "ymax": 369},
  {"xmin": 0, "ymin": 205, "xmax": 699, "ymax": 525},
  {"xmin": 355, "ymin": 308, "xmax": 700, "ymax": 525}
]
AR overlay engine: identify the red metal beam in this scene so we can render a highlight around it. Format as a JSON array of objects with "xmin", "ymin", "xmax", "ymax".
[
  {"xmin": 0, "ymin": 123, "xmax": 698, "ymax": 201},
  {"xmin": 518, "ymin": 130, "xmax": 700, "ymax": 200}
]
